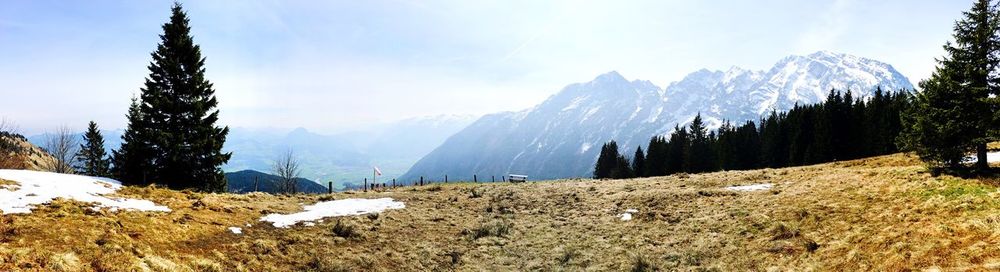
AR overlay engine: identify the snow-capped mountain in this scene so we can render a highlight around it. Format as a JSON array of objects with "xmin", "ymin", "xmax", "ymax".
[{"xmin": 399, "ymin": 51, "xmax": 914, "ymax": 181}]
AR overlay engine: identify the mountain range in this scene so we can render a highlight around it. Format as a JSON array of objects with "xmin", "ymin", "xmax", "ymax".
[
  {"xmin": 27, "ymin": 114, "xmax": 475, "ymax": 190},
  {"xmin": 399, "ymin": 51, "xmax": 915, "ymax": 181}
]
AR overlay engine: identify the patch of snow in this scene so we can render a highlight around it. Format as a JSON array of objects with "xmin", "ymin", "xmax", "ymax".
[
  {"xmin": 644, "ymin": 106, "xmax": 663, "ymax": 123},
  {"xmin": 580, "ymin": 142, "xmax": 592, "ymax": 154},
  {"xmin": 0, "ymin": 169, "xmax": 171, "ymax": 214},
  {"xmin": 580, "ymin": 106, "xmax": 601, "ymax": 123},
  {"xmin": 260, "ymin": 198, "xmax": 405, "ymax": 228},
  {"xmin": 304, "ymin": 222, "xmax": 315, "ymax": 227},
  {"xmin": 562, "ymin": 96, "xmax": 587, "ymax": 111},
  {"xmin": 628, "ymin": 105, "xmax": 643, "ymax": 121},
  {"xmin": 229, "ymin": 227, "xmax": 242, "ymax": 234},
  {"xmin": 620, "ymin": 213, "xmax": 632, "ymax": 221},
  {"xmin": 966, "ymin": 151, "xmax": 1000, "ymax": 164},
  {"xmin": 619, "ymin": 208, "xmax": 638, "ymax": 221},
  {"xmin": 725, "ymin": 183, "xmax": 774, "ymax": 192}
]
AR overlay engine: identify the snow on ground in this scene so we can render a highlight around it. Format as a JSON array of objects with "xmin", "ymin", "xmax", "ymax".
[
  {"xmin": 229, "ymin": 227, "xmax": 242, "ymax": 234},
  {"xmin": 0, "ymin": 169, "xmax": 171, "ymax": 214},
  {"xmin": 725, "ymin": 183, "xmax": 774, "ymax": 192},
  {"xmin": 619, "ymin": 208, "xmax": 638, "ymax": 221},
  {"xmin": 962, "ymin": 152, "xmax": 1000, "ymax": 164},
  {"xmin": 260, "ymin": 198, "xmax": 405, "ymax": 228},
  {"xmin": 983, "ymin": 152, "xmax": 1000, "ymax": 163}
]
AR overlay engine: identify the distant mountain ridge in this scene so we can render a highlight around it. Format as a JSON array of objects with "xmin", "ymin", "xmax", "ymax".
[
  {"xmin": 400, "ymin": 51, "xmax": 915, "ymax": 181},
  {"xmin": 225, "ymin": 170, "xmax": 328, "ymax": 194},
  {"xmin": 27, "ymin": 114, "xmax": 476, "ymax": 189}
]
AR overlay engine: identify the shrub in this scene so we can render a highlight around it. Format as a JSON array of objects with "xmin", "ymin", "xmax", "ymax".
[
  {"xmin": 631, "ymin": 254, "xmax": 657, "ymax": 272},
  {"xmin": 47, "ymin": 252, "xmax": 81, "ymax": 272},
  {"xmin": 557, "ymin": 247, "xmax": 578, "ymax": 265},
  {"xmin": 331, "ymin": 220, "xmax": 360, "ymax": 239},
  {"xmin": 469, "ymin": 188, "xmax": 484, "ymax": 198},
  {"xmin": 470, "ymin": 219, "xmax": 512, "ymax": 239},
  {"xmin": 769, "ymin": 222, "xmax": 800, "ymax": 241}
]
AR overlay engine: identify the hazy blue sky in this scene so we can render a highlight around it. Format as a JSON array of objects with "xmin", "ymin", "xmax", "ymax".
[{"xmin": 0, "ymin": 0, "xmax": 969, "ymax": 134}]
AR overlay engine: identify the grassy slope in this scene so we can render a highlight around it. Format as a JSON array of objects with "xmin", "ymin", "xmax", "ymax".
[
  {"xmin": 1, "ymin": 134, "xmax": 59, "ymax": 171},
  {"xmin": 2, "ymin": 153, "xmax": 1000, "ymax": 271}
]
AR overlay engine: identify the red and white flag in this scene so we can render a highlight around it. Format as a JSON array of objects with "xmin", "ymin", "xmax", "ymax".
[{"xmin": 373, "ymin": 166, "xmax": 382, "ymax": 176}]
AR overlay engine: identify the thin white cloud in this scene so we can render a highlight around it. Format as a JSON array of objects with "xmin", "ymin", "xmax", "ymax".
[{"xmin": 794, "ymin": 0, "xmax": 853, "ymax": 53}]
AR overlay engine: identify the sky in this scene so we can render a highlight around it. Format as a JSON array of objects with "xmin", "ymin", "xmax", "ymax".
[{"xmin": 0, "ymin": 0, "xmax": 970, "ymax": 134}]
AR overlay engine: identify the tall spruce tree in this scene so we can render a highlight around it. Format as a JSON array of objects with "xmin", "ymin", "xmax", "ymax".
[
  {"xmin": 594, "ymin": 141, "xmax": 620, "ymax": 179},
  {"xmin": 684, "ymin": 114, "xmax": 716, "ymax": 173},
  {"xmin": 900, "ymin": 0, "xmax": 1000, "ymax": 171},
  {"xmin": 592, "ymin": 140, "xmax": 634, "ymax": 179},
  {"xmin": 76, "ymin": 121, "xmax": 111, "ymax": 177},
  {"xmin": 115, "ymin": 3, "xmax": 231, "ymax": 191},
  {"xmin": 900, "ymin": 71, "xmax": 977, "ymax": 168},
  {"xmin": 643, "ymin": 136, "xmax": 668, "ymax": 176},
  {"xmin": 113, "ymin": 97, "xmax": 153, "ymax": 185},
  {"xmin": 632, "ymin": 146, "xmax": 646, "ymax": 177},
  {"xmin": 665, "ymin": 125, "xmax": 689, "ymax": 174}
]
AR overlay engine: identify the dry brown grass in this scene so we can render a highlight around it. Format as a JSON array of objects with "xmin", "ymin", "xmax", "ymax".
[
  {"xmin": 3, "ymin": 153, "xmax": 1000, "ymax": 270},
  {"xmin": 0, "ymin": 178, "xmax": 17, "ymax": 187}
]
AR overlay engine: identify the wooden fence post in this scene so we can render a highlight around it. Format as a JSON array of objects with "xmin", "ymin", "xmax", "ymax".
[
  {"xmin": 445, "ymin": 175, "xmax": 448, "ymax": 183},
  {"xmin": 328, "ymin": 181, "xmax": 332, "ymax": 194},
  {"xmin": 420, "ymin": 176, "xmax": 424, "ymax": 186},
  {"xmin": 254, "ymin": 176, "xmax": 258, "ymax": 192},
  {"xmin": 491, "ymin": 175, "xmax": 495, "ymax": 182},
  {"xmin": 502, "ymin": 176, "xmax": 506, "ymax": 182},
  {"xmin": 364, "ymin": 178, "xmax": 368, "ymax": 192},
  {"xmin": 474, "ymin": 175, "xmax": 477, "ymax": 182},
  {"xmin": 392, "ymin": 178, "xmax": 396, "ymax": 188}
]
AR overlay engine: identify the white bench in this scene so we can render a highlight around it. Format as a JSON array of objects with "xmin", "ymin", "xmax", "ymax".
[{"xmin": 508, "ymin": 174, "xmax": 527, "ymax": 183}]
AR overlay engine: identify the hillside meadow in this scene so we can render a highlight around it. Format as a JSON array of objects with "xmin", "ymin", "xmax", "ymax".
[{"xmin": 1, "ymin": 153, "xmax": 1000, "ymax": 271}]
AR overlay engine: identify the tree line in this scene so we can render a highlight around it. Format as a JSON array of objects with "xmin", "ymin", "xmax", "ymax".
[{"xmin": 594, "ymin": 89, "xmax": 911, "ymax": 179}]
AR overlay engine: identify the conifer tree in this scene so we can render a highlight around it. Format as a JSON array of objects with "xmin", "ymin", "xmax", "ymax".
[
  {"xmin": 900, "ymin": 71, "xmax": 976, "ymax": 168},
  {"xmin": 900, "ymin": 0, "xmax": 1000, "ymax": 171},
  {"xmin": 611, "ymin": 153, "xmax": 634, "ymax": 179},
  {"xmin": 684, "ymin": 114, "xmax": 716, "ymax": 173},
  {"xmin": 643, "ymin": 136, "xmax": 668, "ymax": 176},
  {"xmin": 76, "ymin": 121, "xmax": 111, "ymax": 177},
  {"xmin": 632, "ymin": 146, "xmax": 646, "ymax": 177},
  {"xmin": 113, "ymin": 98, "xmax": 153, "ymax": 185},
  {"xmin": 594, "ymin": 141, "xmax": 620, "ymax": 179},
  {"xmin": 115, "ymin": 3, "xmax": 231, "ymax": 191},
  {"xmin": 665, "ymin": 125, "xmax": 689, "ymax": 174},
  {"xmin": 593, "ymin": 140, "xmax": 635, "ymax": 179}
]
